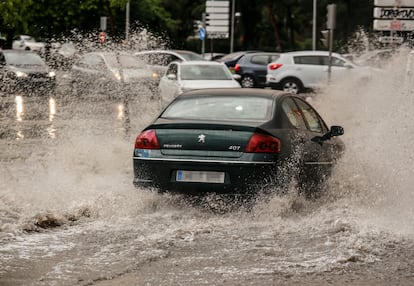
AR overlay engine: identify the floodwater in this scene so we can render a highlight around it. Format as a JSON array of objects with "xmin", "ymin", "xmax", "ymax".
[{"xmin": 1, "ymin": 48, "xmax": 414, "ymax": 286}]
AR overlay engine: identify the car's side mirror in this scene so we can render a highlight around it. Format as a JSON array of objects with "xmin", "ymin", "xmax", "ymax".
[
  {"xmin": 330, "ymin": 125, "xmax": 344, "ymax": 137},
  {"xmin": 311, "ymin": 125, "xmax": 344, "ymax": 144},
  {"xmin": 167, "ymin": 73, "xmax": 177, "ymax": 80}
]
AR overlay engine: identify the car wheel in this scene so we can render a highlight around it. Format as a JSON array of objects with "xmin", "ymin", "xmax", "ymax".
[
  {"xmin": 241, "ymin": 75, "xmax": 255, "ymax": 88},
  {"xmin": 280, "ymin": 78, "xmax": 303, "ymax": 94}
]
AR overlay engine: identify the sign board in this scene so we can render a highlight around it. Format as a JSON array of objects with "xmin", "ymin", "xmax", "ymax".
[
  {"xmin": 374, "ymin": 0, "xmax": 414, "ymax": 6},
  {"xmin": 100, "ymin": 17, "xmax": 107, "ymax": 31},
  {"xmin": 373, "ymin": 0, "xmax": 414, "ymax": 32},
  {"xmin": 206, "ymin": 7, "xmax": 230, "ymax": 13},
  {"xmin": 206, "ymin": 13, "xmax": 229, "ymax": 20},
  {"xmin": 199, "ymin": 27, "xmax": 206, "ymax": 40},
  {"xmin": 374, "ymin": 7, "xmax": 414, "ymax": 19},
  {"xmin": 378, "ymin": 36, "xmax": 404, "ymax": 43},
  {"xmin": 207, "ymin": 32, "xmax": 229, "ymax": 39},
  {"xmin": 206, "ymin": 0, "xmax": 229, "ymax": 7},
  {"xmin": 205, "ymin": 0, "xmax": 229, "ymax": 39},
  {"xmin": 373, "ymin": 19, "xmax": 414, "ymax": 30}
]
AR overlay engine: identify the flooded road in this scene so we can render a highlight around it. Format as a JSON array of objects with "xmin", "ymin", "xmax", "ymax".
[{"xmin": 1, "ymin": 53, "xmax": 414, "ymax": 285}]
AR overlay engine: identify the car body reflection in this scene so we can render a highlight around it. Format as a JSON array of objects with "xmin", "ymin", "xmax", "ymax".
[
  {"xmin": 11, "ymin": 95, "xmax": 57, "ymax": 140},
  {"xmin": 0, "ymin": 93, "xmax": 133, "ymax": 141}
]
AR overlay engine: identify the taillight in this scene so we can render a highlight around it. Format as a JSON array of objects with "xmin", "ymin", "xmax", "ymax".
[
  {"xmin": 134, "ymin": 129, "xmax": 160, "ymax": 149},
  {"xmin": 234, "ymin": 64, "xmax": 241, "ymax": 72},
  {"xmin": 269, "ymin": 63, "xmax": 283, "ymax": 70},
  {"xmin": 245, "ymin": 133, "xmax": 281, "ymax": 153}
]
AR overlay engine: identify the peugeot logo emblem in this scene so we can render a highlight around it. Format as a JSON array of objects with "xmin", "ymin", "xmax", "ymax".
[{"xmin": 198, "ymin": 134, "xmax": 206, "ymax": 143}]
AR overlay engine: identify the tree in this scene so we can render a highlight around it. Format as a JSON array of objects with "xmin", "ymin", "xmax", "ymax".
[{"xmin": 0, "ymin": 0, "xmax": 375, "ymax": 53}]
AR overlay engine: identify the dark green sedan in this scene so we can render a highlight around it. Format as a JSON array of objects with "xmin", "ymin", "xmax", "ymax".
[{"xmin": 133, "ymin": 88, "xmax": 344, "ymax": 196}]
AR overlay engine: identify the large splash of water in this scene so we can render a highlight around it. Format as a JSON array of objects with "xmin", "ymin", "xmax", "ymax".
[
  {"xmin": 309, "ymin": 46, "xmax": 414, "ymax": 237},
  {"xmin": 0, "ymin": 28, "xmax": 413, "ymax": 242}
]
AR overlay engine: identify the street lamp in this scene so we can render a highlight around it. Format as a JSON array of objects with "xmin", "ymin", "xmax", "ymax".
[
  {"xmin": 230, "ymin": 0, "xmax": 241, "ymax": 53},
  {"xmin": 230, "ymin": 0, "xmax": 236, "ymax": 53}
]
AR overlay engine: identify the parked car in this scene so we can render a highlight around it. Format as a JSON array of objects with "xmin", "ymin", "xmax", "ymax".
[
  {"xmin": 71, "ymin": 52, "xmax": 158, "ymax": 97},
  {"xmin": 134, "ymin": 49, "xmax": 204, "ymax": 81},
  {"xmin": 234, "ymin": 52, "xmax": 280, "ymax": 88},
  {"xmin": 266, "ymin": 50, "xmax": 365, "ymax": 94},
  {"xmin": 158, "ymin": 61, "xmax": 241, "ymax": 106},
  {"xmin": 133, "ymin": 88, "xmax": 345, "ymax": 196},
  {"xmin": 215, "ymin": 50, "xmax": 262, "ymax": 71},
  {"xmin": 12, "ymin": 35, "xmax": 45, "ymax": 52},
  {"xmin": 346, "ymin": 48, "xmax": 395, "ymax": 68},
  {"xmin": 46, "ymin": 42, "xmax": 78, "ymax": 71},
  {"xmin": 203, "ymin": 52, "xmax": 225, "ymax": 61},
  {"xmin": 0, "ymin": 49, "xmax": 56, "ymax": 94}
]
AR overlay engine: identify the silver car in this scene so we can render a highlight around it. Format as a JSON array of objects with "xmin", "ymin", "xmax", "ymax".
[
  {"xmin": 71, "ymin": 52, "xmax": 158, "ymax": 97},
  {"xmin": 266, "ymin": 50, "xmax": 363, "ymax": 94},
  {"xmin": 158, "ymin": 61, "xmax": 241, "ymax": 107}
]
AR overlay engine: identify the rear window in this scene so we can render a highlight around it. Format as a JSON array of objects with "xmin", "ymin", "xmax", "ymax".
[
  {"xmin": 161, "ymin": 95, "xmax": 274, "ymax": 121},
  {"xmin": 4, "ymin": 52, "xmax": 45, "ymax": 66},
  {"xmin": 293, "ymin": 55, "xmax": 323, "ymax": 65},
  {"xmin": 180, "ymin": 64, "xmax": 232, "ymax": 80},
  {"xmin": 250, "ymin": 55, "xmax": 269, "ymax": 65},
  {"xmin": 176, "ymin": 51, "xmax": 203, "ymax": 61}
]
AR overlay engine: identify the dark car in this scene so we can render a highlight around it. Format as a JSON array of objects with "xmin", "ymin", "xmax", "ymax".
[
  {"xmin": 71, "ymin": 52, "xmax": 158, "ymax": 97},
  {"xmin": 0, "ymin": 49, "xmax": 56, "ymax": 95},
  {"xmin": 215, "ymin": 50, "xmax": 262, "ymax": 71},
  {"xmin": 133, "ymin": 88, "xmax": 345, "ymax": 197},
  {"xmin": 234, "ymin": 52, "xmax": 280, "ymax": 88}
]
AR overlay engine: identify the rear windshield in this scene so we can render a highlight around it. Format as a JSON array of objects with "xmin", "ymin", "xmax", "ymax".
[
  {"xmin": 176, "ymin": 51, "xmax": 203, "ymax": 61},
  {"xmin": 4, "ymin": 52, "xmax": 45, "ymax": 66},
  {"xmin": 180, "ymin": 64, "xmax": 232, "ymax": 80},
  {"xmin": 161, "ymin": 95, "xmax": 274, "ymax": 121}
]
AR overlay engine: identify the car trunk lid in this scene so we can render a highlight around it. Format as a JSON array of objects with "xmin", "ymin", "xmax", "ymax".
[{"xmin": 154, "ymin": 125, "xmax": 256, "ymax": 157}]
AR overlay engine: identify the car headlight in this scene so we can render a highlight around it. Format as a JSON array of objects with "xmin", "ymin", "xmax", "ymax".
[
  {"xmin": 114, "ymin": 70, "xmax": 122, "ymax": 81},
  {"xmin": 48, "ymin": 71, "xmax": 56, "ymax": 78},
  {"xmin": 15, "ymin": 71, "xmax": 28, "ymax": 78}
]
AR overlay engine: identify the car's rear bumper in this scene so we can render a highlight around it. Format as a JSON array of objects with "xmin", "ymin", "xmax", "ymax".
[
  {"xmin": 5, "ymin": 78, "xmax": 56, "ymax": 93},
  {"xmin": 133, "ymin": 157, "xmax": 279, "ymax": 195}
]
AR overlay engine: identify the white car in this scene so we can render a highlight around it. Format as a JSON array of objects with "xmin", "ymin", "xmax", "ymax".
[
  {"xmin": 158, "ymin": 61, "xmax": 241, "ymax": 106},
  {"xmin": 12, "ymin": 35, "xmax": 45, "ymax": 52},
  {"xmin": 266, "ymin": 50, "xmax": 363, "ymax": 94}
]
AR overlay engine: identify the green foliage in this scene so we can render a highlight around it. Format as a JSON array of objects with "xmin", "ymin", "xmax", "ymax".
[
  {"xmin": 0, "ymin": 0, "xmax": 33, "ymax": 31},
  {"xmin": 0, "ymin": 0, "xmax": 374, "ymax": 52}
]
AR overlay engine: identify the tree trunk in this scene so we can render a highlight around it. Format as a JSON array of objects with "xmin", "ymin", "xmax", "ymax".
[{"xmin": 267, "ymin": 0, "xmax": 282, "ymax": 51}]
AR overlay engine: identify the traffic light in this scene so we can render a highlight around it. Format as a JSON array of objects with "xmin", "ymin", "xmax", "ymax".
[
  {"xmin": 326, "ymin": 4, "xmax": 336, "ymax": 30},
  {"xmin": 320, "ymin": 30, "xmax": 330, "ymax": 48}
]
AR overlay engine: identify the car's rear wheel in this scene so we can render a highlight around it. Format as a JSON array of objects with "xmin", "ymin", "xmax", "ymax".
[
  {"xmin": 280, "ymin": 78, "xmax": 303, "ymax": 94},
  {"xmin": 241, "ymin": 75, "xmax": 255, "ymax": 88}
]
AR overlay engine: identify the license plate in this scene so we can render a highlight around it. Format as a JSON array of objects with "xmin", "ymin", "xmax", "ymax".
[{"xmin": 176, "ymin": 170, "xmax": 225, "ymax": 184}]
